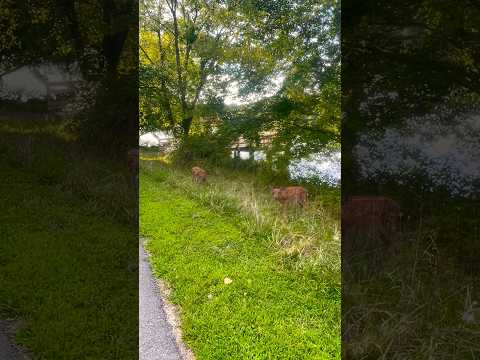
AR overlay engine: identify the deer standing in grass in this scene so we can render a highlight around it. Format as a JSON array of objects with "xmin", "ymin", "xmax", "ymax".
[
  {"xmin": 192, "ymin": 166, "xmax": 207, "ymax": 183},
  {"xmin": 272, "ymin": 186, "xmax": 308, "ymax": 208},
  {"xmin": 342, "ymin": 196, "xmax": 402, "ymax": 254}
]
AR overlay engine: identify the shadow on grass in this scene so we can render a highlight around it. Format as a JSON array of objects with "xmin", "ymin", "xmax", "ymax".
[
  {"xmin": 0, "ymin": 124, "xmax": 138, "ymax": 358},
  {"xmin": 342, "ymin": 191, "xmax": 480, "ymax": 358}
]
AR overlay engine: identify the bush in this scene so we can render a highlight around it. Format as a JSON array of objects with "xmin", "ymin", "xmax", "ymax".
[{"xmin": 170, "ymin": 134, "xmax": 231, "ymax": 166}]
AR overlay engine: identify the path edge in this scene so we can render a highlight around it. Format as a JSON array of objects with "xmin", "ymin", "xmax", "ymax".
[
  {"xmin": 141, "ymin": 237, "xmax": 196, "ymax": 360},
  {"xmin": 0, "ymin": 319, "xmax": 32, "ymax": 360}
]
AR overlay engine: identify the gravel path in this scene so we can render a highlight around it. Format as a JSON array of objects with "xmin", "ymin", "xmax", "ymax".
[
  {"xmin": 0, "ymin": 321, "xmax": 24, "ymax": 360},
  {"xmin": 139, "ymin": 240, "xmax": 183, "ymax": 360}
]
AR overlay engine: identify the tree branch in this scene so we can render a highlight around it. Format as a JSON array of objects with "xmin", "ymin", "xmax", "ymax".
[
  {"xmin": 169, "ymin": 0, "xmax": 188, "ymax": 116},
  {"xmin": 139, "ymin": 44, "xmax": 155, "ymax": 65},
  {"xmin": 193, "ymin": 58, "xmax": 216, "ymax": 107}
]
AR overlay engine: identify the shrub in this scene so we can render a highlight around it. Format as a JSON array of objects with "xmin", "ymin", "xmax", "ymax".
[{"xmin": 170, "ymin": 134, "xmax": 231, "ymax": 166}]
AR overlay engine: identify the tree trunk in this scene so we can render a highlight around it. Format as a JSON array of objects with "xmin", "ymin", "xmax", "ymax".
[{"xmin": 181, "ymin": 116, "xmax": 193, "ymax": 138}]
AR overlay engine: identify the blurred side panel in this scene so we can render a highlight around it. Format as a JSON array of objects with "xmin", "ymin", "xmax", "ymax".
[
  {"xmin": 342, "ymin": 1, "xmax": 480, "ymax": 358},
  {"xmin": 0, "ymin": 1, "xmax": 138, "ymax": 358}
]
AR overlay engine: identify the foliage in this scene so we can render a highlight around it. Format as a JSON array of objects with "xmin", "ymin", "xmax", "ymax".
[
  {"xmin": 169, "ymin": 133, "xmax": 231, "ymax": 166},
  {"xmin": 1, "ymin": 0, "xmax": 137, "ymax": 79},
  {"xmin": 234, "ymin": 0, "xmax": 341, "ymax": 159},
  {"xmin": 139, "ymin": 0, "xmax": 243, "ymax": 136},
  {"xmin": 140, "ymin": 0, "xmax": 341, "ymax": 167},
  {"xmin": 1, "ymin": 0, "xmax": 138, "ymax": 148}
]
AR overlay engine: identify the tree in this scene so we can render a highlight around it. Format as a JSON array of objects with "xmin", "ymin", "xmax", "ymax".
[
  {"xmin": 140, "ymin": 0, "xmax": 237, "ymax": 137},
  {"xmin": 140, "ymin": 0, "xmax": 341, "ymax": 169},
  {"xmin": 1, "ymin": 0, "xmax": 138, "ymax": 147},
  {"xmin": 221, "ymin": 0, "xmax": 341, "ymax": 167}
]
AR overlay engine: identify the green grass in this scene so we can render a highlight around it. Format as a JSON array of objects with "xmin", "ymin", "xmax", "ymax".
[
  {"xmin": 141, "ymin": 151, "xmax": 340, "ymax": 277},
  {"xmin": 0, "ymin": 113, "xmax": 138, "ymax": 360},
  {"xmin": 341, "ymin": 182, "xmax": 480, "ymax": 358},
  {"xmin": 0, "ymin": 113, "xmax": 137, "ymax": 225},
  {"xmin": 140, "ymin": 159, "xmax": 341, "ymax": 359},
  {"xmin": 343, "ymin": 214, "xmax": 480, "ymax": 359},
  {"xmin": 0, "ymin": 164, "xmax": 138, "ymax": 359}
]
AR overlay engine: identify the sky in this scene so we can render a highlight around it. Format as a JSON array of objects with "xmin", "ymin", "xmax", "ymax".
[{"xmin": 223, "ymin": 74, "xmax": 286, "ymax": 106}]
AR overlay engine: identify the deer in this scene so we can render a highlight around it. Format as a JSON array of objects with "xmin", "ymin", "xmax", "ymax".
[
  {"xmin": 342, "ymin": 196, "xmax": 402, "ymax": 255},
  {"xmin": 272, "ymin": 186, "xmax": 308, "ymax": 208},
  {"xmin": 192, "ymin": 166, "xmax": 207, "ymax": 183}
]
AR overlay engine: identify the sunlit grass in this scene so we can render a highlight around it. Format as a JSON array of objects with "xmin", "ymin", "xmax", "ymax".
[
  {"xmin": 141, "ymin": 154, "xmax": 340, "ymax": 279},
  {"xmin": 139, "ymin": 153, "xmax": 341, "ymax": 359},
  {"xmin": 0, "ymin": 115, "xmax": 77, "ymax": 141}
]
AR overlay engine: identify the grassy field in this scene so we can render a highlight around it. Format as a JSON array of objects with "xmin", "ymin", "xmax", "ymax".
[
  {"xmin": 0, "ymin": 164, "xmax": 137, "ymax": 358},
  {"xmin": 139, "ymin": 153, "xmax": 341, "ymax": 359},
  {"xmin": 343, "ymin": 195, "xmax": 480, "ymax": 358},
  {"xmin": 0, "ymin": 114, "xmax": 138, "ymax": 358}
]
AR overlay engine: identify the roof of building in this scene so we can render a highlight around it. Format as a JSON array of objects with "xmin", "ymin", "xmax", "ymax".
[{"xmin": 0, "ymin": 62, "xmax": 82, "ymax": 83}]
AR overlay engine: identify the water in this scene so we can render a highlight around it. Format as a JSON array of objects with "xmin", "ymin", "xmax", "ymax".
[
  {"xmin": 355, "ymin": 110, "xmax": 480, "ymax": 198},
  {"xmin": 232, "ymin": 150, "xmax": 341, "ymax": 187},
  {"xmin": 289, "ymin": 151, "xmax": 341, "ymax": 187}
]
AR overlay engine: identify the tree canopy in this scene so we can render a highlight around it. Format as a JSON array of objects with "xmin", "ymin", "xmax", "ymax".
[
  {"xmin": 140, "ymin": 0, "xmax": 340, "ymax": 163},
  {"xmin": 1, "ymin": 0, "xmax": 138, "ymax": 147}
]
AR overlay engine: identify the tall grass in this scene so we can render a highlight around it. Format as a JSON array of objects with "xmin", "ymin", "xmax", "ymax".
[
  {"xmin": 140, "ymin": 151, "xmax": 340, "ymax": 283},
  {"xmin": 343, "ymin": 200, "xmax": 480, "ymax": 358},
  {"xmin": 0, "ymin": 115, "xmax": 136, "ymax": 224}
]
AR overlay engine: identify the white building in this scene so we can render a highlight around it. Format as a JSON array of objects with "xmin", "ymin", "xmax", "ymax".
[
  {"xmin": 0, "ymin": 63, "xmax": 83, "ymax": 103},
  {"xmin": 139, "ymin": 131, "xmax": 173, "ymax": 147}
]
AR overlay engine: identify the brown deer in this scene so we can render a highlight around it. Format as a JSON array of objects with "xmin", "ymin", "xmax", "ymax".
[
  {"xmin": 192, "ymin": 166, "xmax": 207, "ymax": 183},
  {"xmin": 272, "ymin": 186, "xmax": 308, "ymax": 208},
  {"xmin": 342, "ymin": 196, "xmax": 402, "ymax": 254}
]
